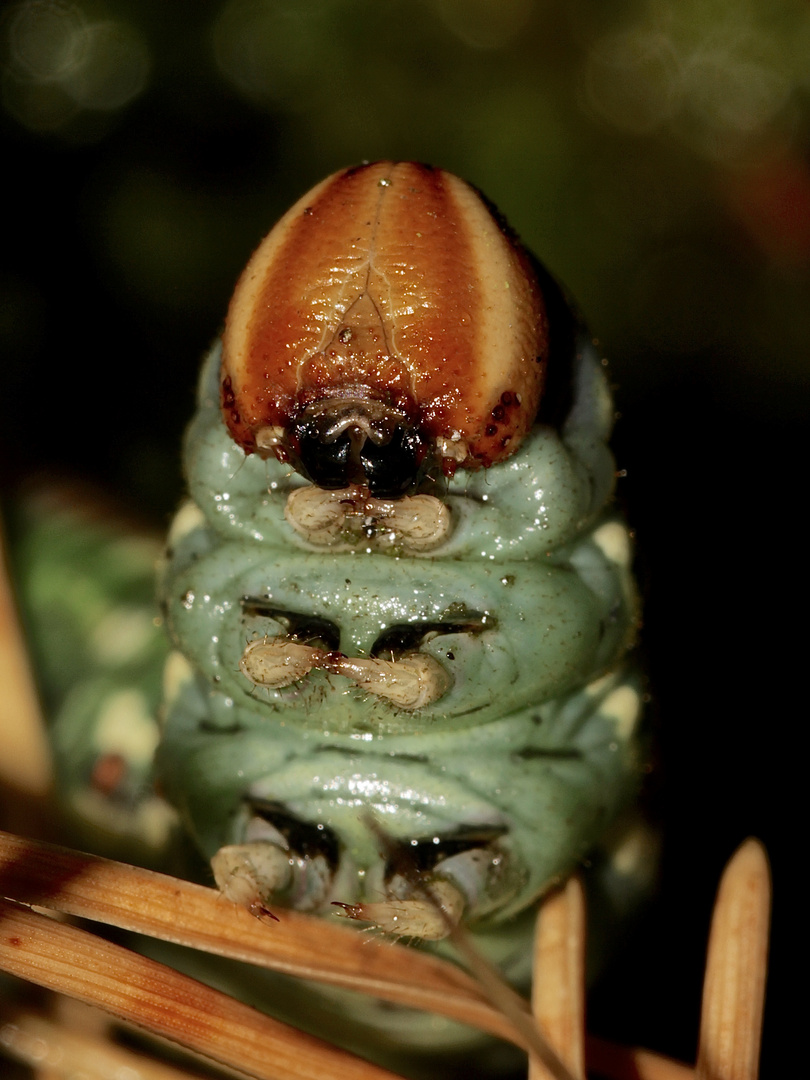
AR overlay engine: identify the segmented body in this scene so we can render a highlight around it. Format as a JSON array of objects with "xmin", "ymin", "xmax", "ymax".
[
  {"xmin": 16, "ymin": 163, "xmax": 646, "ymax": 1062},
  {"xmin": 157, "ymin": 163, "xmax": 643, "ymax": 957}
]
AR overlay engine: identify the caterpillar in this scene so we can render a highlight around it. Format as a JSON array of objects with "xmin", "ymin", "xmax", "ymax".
[
  {"xmin": 158, "ymin": 160, "xmax": 643, "ymax": 990},
  {"xmin": 11, "ymin": 161, "xmax": 647, "ymax": 1068}
]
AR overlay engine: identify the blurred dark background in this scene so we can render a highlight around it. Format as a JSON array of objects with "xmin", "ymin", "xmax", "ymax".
[{"xmin": 1, "ymin": 0, "xmax": 801, "ymax": 1072}]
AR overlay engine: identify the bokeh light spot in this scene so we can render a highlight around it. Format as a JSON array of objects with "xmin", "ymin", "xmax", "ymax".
[
  {"xmin": 7, "ymin": 0, "xmax": 86, "ymax": 82},
  {"xmin": 212, "ymin": 0, "xmax": 337, "ymax": 110},
  {"xmin": 584, "ymin": 30, "xmax": 682, "ymax": 135},
  {"xmin": 62, "ymin": 20, "xmax": 150, "ymax": 111},
  {"xmin": 2, "ymin": 1, "xmax": 150, "ymax": 133},
  {"xmin": 435, "ymin": 0, "xmax": 533, "ymax": 50}
]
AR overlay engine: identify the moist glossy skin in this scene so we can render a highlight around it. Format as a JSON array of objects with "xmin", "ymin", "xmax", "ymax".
[{"xmin": 221, "ymin": 162, "xmax": 547, "ymax": 488}]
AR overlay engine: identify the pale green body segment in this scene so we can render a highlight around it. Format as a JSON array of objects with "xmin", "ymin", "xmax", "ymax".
[
  {"xmin": 11, "ymin": 497, "xmax": 174, "ymax": 858},
  {"xmin": 158, "ymin": 340, "xmax": 643, "ymax": 924}
]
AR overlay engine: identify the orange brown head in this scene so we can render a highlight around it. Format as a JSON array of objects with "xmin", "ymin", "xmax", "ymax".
[{"xmin": 221, "ymin": 161, "xmax": 548, "ymax": 498}]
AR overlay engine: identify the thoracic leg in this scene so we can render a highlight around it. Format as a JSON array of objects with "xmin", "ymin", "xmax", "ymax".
[
  {"xmin": 333, "ymin": 844, "xmax": 514, "ymax": 939},
  {"xmin": 284, "ymin": 485, "xmax": 451, "ymax": 551},
  {"xmin": 333, "ymin": 878, "xmax": 466, "ymax": 940},
  {"xmin": 210, "ymin": 813, "xmax": 515, "ymax": 941},
  {"xmin": 239, "ymin": 637, "xmax": 452, "ymax": 709},
  {"xmin": 211, "ymin": 806, "xmax": 339, "ymax": 917}
]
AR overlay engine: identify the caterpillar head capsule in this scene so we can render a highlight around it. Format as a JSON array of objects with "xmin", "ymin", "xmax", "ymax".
[{"xmin": 221, "ymin": 161, "xmax": 548, "ymax": 498}]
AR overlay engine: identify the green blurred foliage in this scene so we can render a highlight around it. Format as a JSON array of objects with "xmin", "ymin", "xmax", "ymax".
[{"xmin": 1, "ymin": 0, "xmax": 798, "ymax": 1070}]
